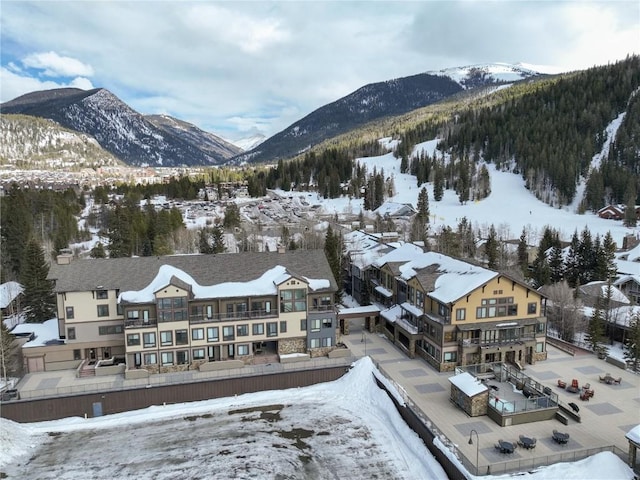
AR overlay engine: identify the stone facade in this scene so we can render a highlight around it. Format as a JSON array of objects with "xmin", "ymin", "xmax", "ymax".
[
  {"xmin": 450, "ymin": 384, "xmax": 489, "ymax": 417},
  {"xmin": 278, "ymin": 337, "xmax": 305, "ymax": 355}
]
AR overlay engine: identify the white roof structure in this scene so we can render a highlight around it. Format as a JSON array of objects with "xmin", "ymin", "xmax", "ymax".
[
  {"xmin": 448, "ymin": 372, "xmax": 488, "ymax": 397},
  {"xmin": 626, "ymin": 424, "xmax": 640, "ymax": 445}
]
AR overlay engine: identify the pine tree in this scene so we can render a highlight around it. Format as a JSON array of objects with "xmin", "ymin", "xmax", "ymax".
[
  {"xmin": 21, "ymin": 238, "xmax": 56, "ymax": 323},
  {"xmin": 601, "ymin": 232, "xmax": 617, "ymax": 280},
  {"xmin": 485, "ymin": 224, "xmax": 499, "ymax": 269},
  {"xmin": 624, "ymin": 313, "xmax": 640, "ymax": 371},
  {"xmin": 585, "ymin": 296, "xmax": 606, "ymax": 354},
  {"xmin": 223, "ymin": 203, "xmax": 241, "ymax": 229},
  {"xmin": 517, "ymin": 227, "xmax": 529, "ymax": 275},
  {"xmin": 323, "ymin": 226, "xmax": 341, "ymax": 296},
  {"xmin": 211, "ymin": 224, "xmax": 226, "ymax": 253},
  {"xmin": 564, "ymin": 230, "xmax": 580, "ymax": 287},
  {"xmin": 107, "ymin": 204, "xmax": 132, "ymax": 258},
  {"xmin": 548, "ymin": 245, "xmax": 565, "ymax": 283},
  {"xmin": 89, "ymin": 242, "xmax": 106, "ymax": 258},
  {"xmin": 433, "ymin": 163, "xmax": 444, "ymax": 201}
]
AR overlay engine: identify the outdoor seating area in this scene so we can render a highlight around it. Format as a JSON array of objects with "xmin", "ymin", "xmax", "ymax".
[
  {"xmin": 495, "ymin": 440, "xmax": 517, "ymax": 454},
  {"xmin": 599, "ymin": 374, "xmax": 622, "ymax": 385},
  {"xmin": 518, "ymin": 435, "xmax": 537, "ymax": 449},
  {"xmin": 552, "ymin": 430, "xmax": 570, "ymax": 445},
  {"xmin": 557, "ymin": 378, "xmax": 595, "ymax": 400}
]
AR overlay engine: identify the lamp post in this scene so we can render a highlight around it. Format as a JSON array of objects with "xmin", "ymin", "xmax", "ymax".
[{"xmin": 468, "ymin": 429, "xmax": 479, "ymax": 476}]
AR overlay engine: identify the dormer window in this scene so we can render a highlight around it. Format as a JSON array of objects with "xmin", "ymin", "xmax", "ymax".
[{"xmin": 96, "ymin": 290, "xmax": 108, "ymax": 299}]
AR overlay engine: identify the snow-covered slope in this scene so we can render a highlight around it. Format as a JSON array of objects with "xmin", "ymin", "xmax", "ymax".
[
  {"xmin": 431, "ymin": 62, "xmax": 543, "ymax": 89},
  {"xmin": 233, "ymin": 133, "xmax": 266, "ymax": 151}
]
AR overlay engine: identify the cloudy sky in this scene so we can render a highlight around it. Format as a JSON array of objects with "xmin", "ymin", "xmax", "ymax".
[{"xmin": 1, "ymin": 1, "xmax": 638, "ymax": 142}]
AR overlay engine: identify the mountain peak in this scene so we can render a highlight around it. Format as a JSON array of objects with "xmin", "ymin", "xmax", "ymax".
[{"xmin": 430, "ymin": 63, "xmax": 543, "ymax": 89}]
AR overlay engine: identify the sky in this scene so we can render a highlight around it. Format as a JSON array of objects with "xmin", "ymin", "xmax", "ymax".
[
  {"xmin": 1, "ymin": 1, "xmax": 638, "ymax": 142},
  {"xmin": 0, "ymin": 357, "xmax": 635, "ymax": 479}
]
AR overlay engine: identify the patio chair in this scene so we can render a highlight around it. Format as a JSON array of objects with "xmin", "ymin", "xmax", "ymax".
[{"xmin": 613, "ymin": 377, "xmax": 622, "ymax": 385}]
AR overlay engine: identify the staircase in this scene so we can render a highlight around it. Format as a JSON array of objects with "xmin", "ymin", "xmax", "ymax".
[{"xmin": 77, "ymin": 360, "xmax": 96, "ymax": 377}]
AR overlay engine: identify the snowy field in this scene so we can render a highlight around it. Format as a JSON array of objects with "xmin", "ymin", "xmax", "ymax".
[
  {"xmin": 0, "ymin": 359, "xmax": 446, "ymax": 480},
  {"xmin": 1, "ymin": 358, "xmax": 635, "ymax": 480}
]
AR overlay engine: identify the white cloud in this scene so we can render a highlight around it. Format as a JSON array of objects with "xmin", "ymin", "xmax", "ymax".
[
  {"xmin": 22, "ymin": 51, "xmax": 94, "ymax": 77},
  {"xmin": 0, "ymin": 67, "xmax": 95, "ymax": 102}
]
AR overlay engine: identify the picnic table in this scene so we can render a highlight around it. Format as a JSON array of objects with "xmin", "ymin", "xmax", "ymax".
[
  {"xmin": 599, "ymin": 374, "xmax": 621, "ymax": 385},
  {"xmin": 495, "ymin": 440, "xmax": 516, "ymax": 453},
  {"xmin": 552, "ymin": 430, "xmax": 570, "ymax": 444},
  {"xmin": 518, "ymin": 435, "xmax": 537, "ymax": 449}
]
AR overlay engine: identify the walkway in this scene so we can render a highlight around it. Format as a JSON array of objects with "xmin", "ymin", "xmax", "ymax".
[{"xmin": 341, "ymin": 321, "xmax": 640, "ymax": 476}]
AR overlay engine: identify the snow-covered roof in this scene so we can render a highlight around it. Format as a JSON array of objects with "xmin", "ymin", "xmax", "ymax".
[
  {"xmin": 401, "ymin": 302, "xmax": 423, "ymax": 317},
  {"xmin": 11, "ymin": 319, "xmax": 60, "ymax": 347},
  {"xmin": 626, "ymin": 424, "xmax": 640, "ymax": 445},
  {"xmin": 448, "ymin": 372, "xmax": 488, "ymax": 397},
  {"xmin": 372, "ymin": 243, "xmax": 424, "ymax": 268},
  {"xmin": 373, "ymin": 201, "xmax": 416, "ymax": 217},
  {"xmin": 336, "ymin": 305, "xmax": 380, "ymax": 315},
  {"xmin": 0, "ymin": 282, "xmax": 23, "ymax": 309},
  {"xmin": 580, "ymin": 282, "xmax": 630, "ymax": 304},
  {"xmin": 119, "ymin": 264, "xmax": 328, "ymax": 304},
  {"xmin": 398, "ymin": 251, "xmax": 497, "ymax": 304}
]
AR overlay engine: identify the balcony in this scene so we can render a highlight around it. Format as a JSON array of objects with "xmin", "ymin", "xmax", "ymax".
[
  {"xmin": 309, "ymin": 304, "xmax": 334, "ymax": 313},
  {"xmin": 190, "ymin": 308, "xmax": 279, "ymax": 324},
  {"xmin": 458, "ymin": 336, "xmax": 536, "ymax": 349},
  {"xmin": 125, "ymin": 318, "xmax": 157, "ymax": 328}
]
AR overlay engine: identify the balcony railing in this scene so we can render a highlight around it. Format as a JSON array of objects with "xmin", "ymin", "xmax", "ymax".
[
  {"xmin": 458, "ymin": 336, "xmax": 536, "ymax": 348},
  {"xmin": 125, "ymin": 318, "xmax": 157, "ymax": 328},
  {"xmin": 189, "ymin": 308, "xmax": 279, "ymax": 324},
  {"xmin": 309, "ymin": 304, "xmax": 334, "ymax": 312}
]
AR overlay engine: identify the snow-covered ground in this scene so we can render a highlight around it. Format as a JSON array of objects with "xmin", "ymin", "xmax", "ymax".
[{"xmin": 1, "ymin": 358, "xmax": 635, "ymax": 479}]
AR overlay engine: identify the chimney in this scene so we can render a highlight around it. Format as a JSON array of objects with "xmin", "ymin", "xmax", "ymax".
[
  {"xmin": 56, "ymin": 248, "xmax": 74, "ymax": 265},
  {"xmin": 278, "ymin": 245, "xmax": 286, "ymax": 254}
]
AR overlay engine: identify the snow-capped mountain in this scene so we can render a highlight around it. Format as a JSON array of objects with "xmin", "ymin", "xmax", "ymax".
[
  {"xmin": 431, "ymin": 63, "xmax": 543, "ymax": 89},
  {"xmin": 232, "ymin": 133, "xmax": 266, "ymax": 152},
  {"xmin": 0, "ymin": 88, "xmax": 240, "ymax": 167}
]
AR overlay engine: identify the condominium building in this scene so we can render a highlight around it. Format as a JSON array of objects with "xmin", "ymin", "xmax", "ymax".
[{"xmin": 27, "ymin": 250, "xmax": 338, "ymax": 374}]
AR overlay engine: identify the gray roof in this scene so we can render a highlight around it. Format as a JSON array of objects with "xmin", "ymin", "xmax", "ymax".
[{"xmin": 48, "ymin": 250, "xmax": 337, "ymax": 294}]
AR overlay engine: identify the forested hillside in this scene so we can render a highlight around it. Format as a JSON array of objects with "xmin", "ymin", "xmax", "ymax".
[{"xmin": 434, "ymin": 56, "xmax": 640, "ymax": 208}]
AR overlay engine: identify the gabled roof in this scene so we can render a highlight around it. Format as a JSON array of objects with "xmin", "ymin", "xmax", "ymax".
[
  {"xmin": 399, "ymin": 252, "xmax": 498, "ymax": 304},
  {"xmin": 48, "ymin": 250, "xmax": 337, "ymax": 294}
]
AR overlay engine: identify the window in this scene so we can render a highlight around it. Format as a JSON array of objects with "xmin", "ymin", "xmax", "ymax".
[
  {"xmin": 193, "ymin": 348, "xmax": 205, "ymax": 360},
  {"xmin": 536, "ymin": 322, "xmax": 546, "ymax": 334},
  {"xmin": 279, "ymin": 321, "xmax": 287, "ymax": 333},
  {"xmin": 310, "ymin": 338, "xmax": 320, "ymax": 348},
  {"xmin": 96, "ymin": 290, "xmax": 108, "ymax": 299},
  {"xmin": 160, "ymin": 330, "xmax": 173, "ymax": 346},
  {"xmin": 66, "ymin": 306, "xmax": 74, "ymax": 319},
  {"xmin": 223, "ymin": 326, "xmax": 235, "ymax": 341},
  {"xmin": 127, "ymin": 333, "xmax": 140, "ymax": 346},
  {"xmin": 73, "ymin": 349, "xmax": 81, "ymax": 360},
  {"xmin": 191, "ymin": 305, "xmax": 204, "ymax": 320},
  {"xmin": 456, "ymin": 308, "xmax": 466, "ymax": 321},
  {"xmin": 143, "ymin": 332, "xmax": 156, "ymax": 348},
  {"xmin": 176, "ymin": 350, "xmax": 189, "ymax": 364},
  {"xmin": 253, "ymin": 323, "xmax": 264, "ymax": 335},
  {"xmin": 127, "ymin": 310, "xmax": 140, "ymax": 320},
  {"xmin": 237, "ymin": 324, "xmax": 249, "ymax": 336},
  {"xmin": 99, "ymin": 325, "xmax": 123, "ymax": 335},
  {"xmin": 158, "ymin": 296, "xmax": 187, "ymax": 322},
  {"xmin": 192, "ymin": 328, "xmax": 204, "ymax": 341},
  {"xmin": 300, "ymin": 319, "xmax": 307, "ymax": 331},
  {"xmin": 322, "ymin": 318, "xmax": 332, "ymax": 329},
  {"xmin": 207, "ymin": 327, "xmax": 219, "ymax": 342},
  {"xmin": 227, "ymin": 344, "xmax": 234, "ymax": 358},
  {"xmin": 97, "ymin": 305, "xmax": 109, "ymax": 317},
  {"xmin": 134, "ymin": 353, "xmax": 141, "ymax": 367},
  {"xmin": 322, "ymin": 337, "xmax": 332, "ymax": 347},
  {"xmin": 536, "ymin": 342, "xmax": 544, "ymax": 353},
  {"xmin": 310, "ymin": 319, "xmax": 321, "ymax": 332},
  {"xmin": 161, "ymin": 352, "xmax": 174, "ymax": 365},
  {"xmin": 444, "ymin": 351, "xmax": 457, "ymax": 362},
  {"xmin": 528, "ymin": 302, "xmax": 537, "ymax": 315},
  {"xmin": 144, "ymin": 353, "xmax": 157, "ymax": 365},
  {"xmin": 175, "ymin": 329, "xmax": 188, "ymax": 345},
  {"xmin": 237, "ymin": 344, "xmax": 249, "ymax": 356},
  {"xmin": 67, "ymin": 327, "xmax": 76, "ymax": 340},
  {"xmin": 266, "ymin": 322, "xmax": 278, "ymax": 337},
  {"xmin": 280, "ymin": 288, "xmax": 306, "ymax": 312}
]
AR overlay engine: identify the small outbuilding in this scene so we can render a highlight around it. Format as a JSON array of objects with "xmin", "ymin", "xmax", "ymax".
[
  {"xmin": 449, "ymin": 371, "xmax": 489, "ymax": 417},
  {"xmin": 625, "ymin": 424, "xmax": 640, "ymax": 470}
]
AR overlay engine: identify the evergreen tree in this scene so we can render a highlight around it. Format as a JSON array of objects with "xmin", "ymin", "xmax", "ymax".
[
  {"xmin": 323, "ymin": 226, "xmax": 341, "ymax": 297},
  {"xmin": 20, "ymin": 238, "xmax": 56, "ymax": 323},
  {"xmin": 211, "ymin": 224, "xmax": 226, "ymax": 253},
  {"xmin": 457, "ymin": 217, "xmax": 476, "ymax": 259},
  {"xmin": 89, "ymin": 242, "xmax": 107, "ymax": 258},
  {"xmin": 601, "ymin": 231, "xmax": 617, "ymax": 280},
  {"xmin": 585, "ymin": 296, "xmax": 606, "ymax": 354},
  {"xmin": 577, "ymin": 227, "xmax": 594, "ymax": 285},
  {"xmin": 624, "ymin": 179, "xmax": 637, "ymax": 227},
  {"xmin": 198, "ymin": 228, "xmax": 214, "ymax": 254},
  {"xmin": 107, "ymin": 204, "xmax": 132, "ymax": 258},
  {"xmin": 223, "ymin": 203, "xmax": 241, "ymax": 229},
  {"xmin": 457, "ymin": 157, "xmax": 470, "ymax": 204},
  {"xmin": 433, "ymin": 163, "xmax": 444, "ymax": 201},
  {"xmin": 548, "ymin": 245, "xmax": 565, "ymax": 283},
  {"xmin": 564, "ymin": 230, "xmax": 580, "ymax": 287},
  {"xmin": 417, "ymin": 186, "xmax": 430, "ymax": 221},
  {"xmin": 485, "ymin": 224, "xmax": 499, "ymax": 269},
  {"xmin": 531, "ymin": 249, "xmax": 551, "ymax": 288},
  {"xmin": 517, "ymin": 227, "xmax": 529, "ymax": 275},
  {"xmin": 624, "ymin": 313, "xmax": 640, "ymax": 371}
]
